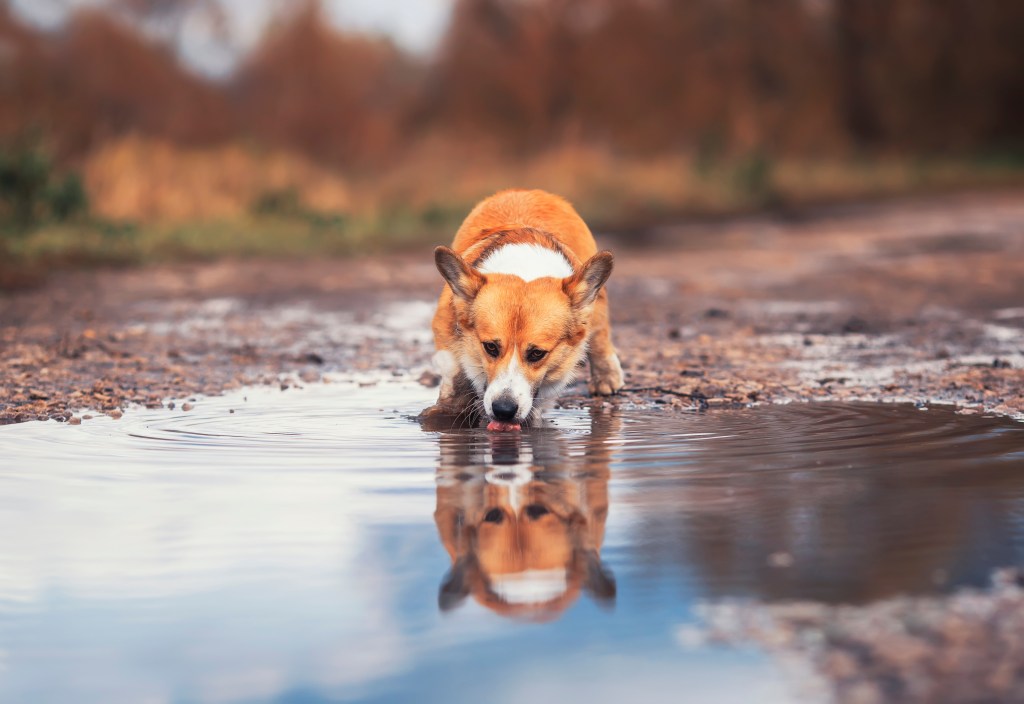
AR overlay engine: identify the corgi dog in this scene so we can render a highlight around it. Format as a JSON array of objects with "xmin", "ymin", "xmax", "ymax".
[
  {"xmin": 426, "ymin": 189, "xmax": 624, "ymax": 431},
  {"xmin": 434, "ymin": 408, "xmax": 618, "ymax": 619}
]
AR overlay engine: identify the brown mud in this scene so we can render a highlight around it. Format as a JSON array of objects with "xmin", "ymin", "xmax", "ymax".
[
  {"xmin": 1, "ymin": 190, "xmax": 1022, "ymax": 425},
  {"xmin": 698, "ymin": 569, "xmax": 1024, "ymax": 704}
]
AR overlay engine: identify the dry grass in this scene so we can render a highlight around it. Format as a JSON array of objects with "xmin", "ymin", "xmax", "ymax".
[
  {"xmin": 82, "ymin": 136, "xmax": 352, "ymax": 222},
  {"xmin": 79, "ymin": 137, "xmax": 1024, "ymax": 225},
  {"xmin": 356, "ymin": 141, "xmax": 1024, "ymax": 227},
  {"xmin": 2, "ymin": 138, "xmax": 1021, "ymax": 291}
]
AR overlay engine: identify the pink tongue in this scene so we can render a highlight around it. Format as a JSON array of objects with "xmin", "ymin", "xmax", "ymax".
[{"xmin": 487, "ymin": 420, "xmax": 522, "ymax": 432}]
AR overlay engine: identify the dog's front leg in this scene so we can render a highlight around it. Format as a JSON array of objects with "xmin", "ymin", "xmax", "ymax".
[
  {"xmin": 587, "ymin": 291, "xmax": 624, "ymax": 396},
  {"xmin": 419, "ymin": 351, "xmax": 481, "ymax": 428},
  {"xmin": 433, "ymin": 350, "xmax": 461, "ymax": 406}
]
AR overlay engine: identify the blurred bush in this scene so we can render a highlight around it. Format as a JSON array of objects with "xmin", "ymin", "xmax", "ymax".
[{"xmin": 0, "ymin": 139, "xmax": 88, "ymax": 231}]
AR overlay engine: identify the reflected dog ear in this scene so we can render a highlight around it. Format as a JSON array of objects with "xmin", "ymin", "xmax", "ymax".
[
  {"xmin": 435, "ymin": 247, "xmax": 486, "ymax": 302},
  {"xmin": 582, "ymin": 549, "xmax": 617, "ymax": 607},
  {"xmin": 438, "ymin": 555, "xmax": 474, "ymax": 612}
]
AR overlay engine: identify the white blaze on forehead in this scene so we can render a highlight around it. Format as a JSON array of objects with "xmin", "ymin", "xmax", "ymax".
[
  {"xmin": 477, "ymin": 243, "xmax": 573, "ymax": 282},
  {"xmin": 484, "ymin": 465, "xmax": 532, "ymax": 512},
  {"xmin": 490, "ymin": 568, "xmax": 569, "ymax": 605},
  {"xmin": 483, "ymin": 349, "xmax": 533, "ymax": 421}
]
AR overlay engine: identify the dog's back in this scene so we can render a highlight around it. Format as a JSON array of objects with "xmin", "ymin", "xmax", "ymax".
[{"xmin": 451, "ymin": 189, "xmax": 598, "ymax": 263}]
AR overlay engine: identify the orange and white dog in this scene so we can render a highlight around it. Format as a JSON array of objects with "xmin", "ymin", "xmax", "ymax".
[{"xmin": 426, "ymin": 189, "xmax": 624, "ymax": 431}]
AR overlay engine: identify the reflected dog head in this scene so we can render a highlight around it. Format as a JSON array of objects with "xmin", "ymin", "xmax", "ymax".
[{"xmin": 432, "ymin": 413, "xmax": 618, "ymax": 620}]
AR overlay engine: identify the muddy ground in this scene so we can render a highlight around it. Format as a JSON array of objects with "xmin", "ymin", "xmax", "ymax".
[
  {"xmin": 697, "ymin": 568, "xmax": 1024, "ymax": 704},
  {"xmin": 2, "ymin": 190, "xmax": 1022, "ymax": 425}
]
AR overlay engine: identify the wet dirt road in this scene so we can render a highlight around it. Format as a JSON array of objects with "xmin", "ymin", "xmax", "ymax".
[{"xmin": 1, "ymin": 190, "xmax": 1022, "ymax": 424}]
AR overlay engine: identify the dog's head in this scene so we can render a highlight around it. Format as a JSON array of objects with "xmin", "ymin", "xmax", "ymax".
[{"xmin": 435, "ymin": 240, "xmax": 613, "ymax": 428}]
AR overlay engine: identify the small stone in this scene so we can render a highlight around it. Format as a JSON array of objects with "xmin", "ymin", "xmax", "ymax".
[
  {"xmin": 842, "ymin": 316, "xmax": 870, "ymax": 334},
  {"xmin": 768, "ymin": 551, "xmax": 794, "ymax": 568},
  {"xmin": 182, "ymin": 402, "xmax": 194, "ymax": 412},
  {"xmin": 418, "ymin": 370, "xmax": 441, "ymax": 388},
  {"xmin": 68, "ymin": 416, "xmax": 82, "ymax": 425},
  {"xmin": 107, "ymin": 409, "xmax": 123, "ymax": 419}
]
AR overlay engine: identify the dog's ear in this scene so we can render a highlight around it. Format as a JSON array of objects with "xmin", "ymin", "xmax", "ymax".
[
  {"xmin": 582, "ymin": 549, "xmax": 616, "ymax": 608},
  {"xmin": 435, "ymin": 247, "xmax": 485, "ymax": 302},
  {"xmin": 438, "ymin": 556, "xmax": 473, "ymax": 612},
  {"xmin": 563, "ymin": 251, "xmax": 614, "ymax": 310}
]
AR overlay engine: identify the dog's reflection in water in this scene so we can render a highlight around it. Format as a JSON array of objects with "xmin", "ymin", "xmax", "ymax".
[{"xmin": 431, "ymin": 409, "xmax": 618, "ymax": 621}]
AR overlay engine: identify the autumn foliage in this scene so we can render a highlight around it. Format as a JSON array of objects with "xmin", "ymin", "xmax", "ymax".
[{"xmin": 1, "ymin": 0, "xmax": 1022, "ymax": 223}]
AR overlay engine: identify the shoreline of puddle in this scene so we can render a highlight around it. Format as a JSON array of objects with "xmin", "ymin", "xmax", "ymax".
[{"xmin": 22, "ymin": 371, "xmax": 1024, "ymax": 428}]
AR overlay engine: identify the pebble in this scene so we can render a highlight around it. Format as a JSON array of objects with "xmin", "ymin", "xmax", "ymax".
[
  {"xmin": 418, "ymin": 370, "xmax": 441, "ymax": 388},
  {"xmin": 181, "ymin": 402, "xmax": 194, "ymax": 411}
]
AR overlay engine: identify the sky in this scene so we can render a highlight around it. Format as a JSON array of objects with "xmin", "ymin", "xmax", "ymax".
[{"xmin": 9, "ymin": 0, "xmax": 456, "ymax": 76}]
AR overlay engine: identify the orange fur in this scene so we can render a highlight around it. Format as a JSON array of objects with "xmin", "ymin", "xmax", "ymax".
[{"xmin": 425, "ymin": 189, "xmax": 624, "ymax": 427}]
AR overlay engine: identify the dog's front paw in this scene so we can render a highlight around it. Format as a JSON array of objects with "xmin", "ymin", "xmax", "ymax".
[
  {"xmin": 589, "ymin": 353, "xmax": 624, "ymax": 396},
  {"xmin": 418, "ymin": 402, "xmax": 479, "ymax": 431}
]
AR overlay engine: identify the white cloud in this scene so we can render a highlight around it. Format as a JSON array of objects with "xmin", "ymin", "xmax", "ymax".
[{"xmin": 8, "ymin": 0, "xmax": 455, "ymax": 77}]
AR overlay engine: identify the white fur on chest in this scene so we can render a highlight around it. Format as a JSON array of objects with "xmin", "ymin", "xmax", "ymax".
[{"xmin": 476, "ymin": 243, "xmax": 573, "ymax": 282}]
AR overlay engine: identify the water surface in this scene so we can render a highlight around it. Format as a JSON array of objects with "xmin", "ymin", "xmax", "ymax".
[{"xmin": 1, "ymin": 382, "xmax": 1023, "ymax": 703}]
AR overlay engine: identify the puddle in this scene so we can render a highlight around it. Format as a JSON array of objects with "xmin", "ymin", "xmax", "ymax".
[{"xmin": 1, "ymin": 384, "xmax": 1023, "ymax": 703}]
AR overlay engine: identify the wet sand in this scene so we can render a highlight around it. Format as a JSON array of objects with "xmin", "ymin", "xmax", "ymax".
[{"xmin": 1, "ymin": 190, "xmax": 1022, "ymax": 424}]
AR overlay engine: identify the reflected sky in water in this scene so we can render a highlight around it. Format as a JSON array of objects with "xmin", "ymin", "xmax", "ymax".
[{"xmin": 0, "ymin": 382, "xmax": 1022, "ymax": 703}]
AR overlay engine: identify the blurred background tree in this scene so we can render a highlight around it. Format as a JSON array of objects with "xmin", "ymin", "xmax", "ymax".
[{"xmin": 0, "ymin": 0, "xmax": 1022, "ymax": 266}]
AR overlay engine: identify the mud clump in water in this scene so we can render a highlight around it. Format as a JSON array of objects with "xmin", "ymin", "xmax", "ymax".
[{"xmin": 702, "ymin": 569, "xmax": 1024, "ymax": 704}]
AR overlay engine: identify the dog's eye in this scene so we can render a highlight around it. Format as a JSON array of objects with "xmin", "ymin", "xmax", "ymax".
[
  {"xmin": 525, "ymin": 504, "xmax": 550, "ymax": 520},
  {"xmin": 483, "ymin": 508, "xmax": 504, "ymax": 524},
  {"xmin": 482, "ymin": 341, "xmax": 500, "ymax": 358},
  {"xmin": 526, "ymin": 348, "xmax": 547, "ymax": 363}
]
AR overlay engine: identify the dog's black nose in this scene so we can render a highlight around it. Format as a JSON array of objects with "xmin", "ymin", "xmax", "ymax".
[{"xmin": 491, "ymin": 397, "xmax": 518, "ymax": 422}]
